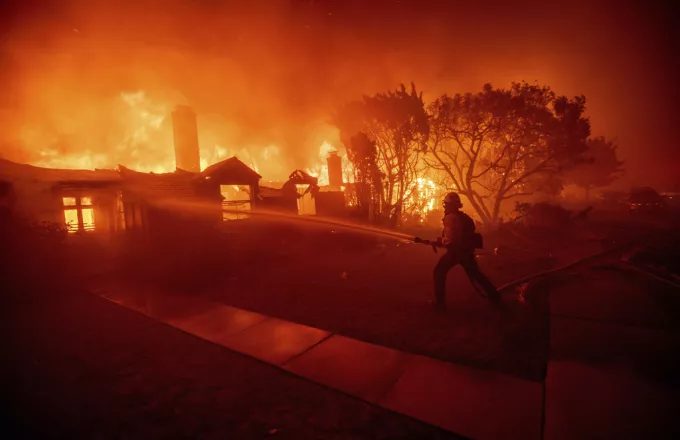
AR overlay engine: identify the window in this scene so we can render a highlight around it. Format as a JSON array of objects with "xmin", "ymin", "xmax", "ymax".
[
  {"xmin": 62, "ymin": 196, "xmax": 96, "ymax": 233},
  {"xmin": 221, "ymin": 185, "xmax": 251, "ymax": 221}
]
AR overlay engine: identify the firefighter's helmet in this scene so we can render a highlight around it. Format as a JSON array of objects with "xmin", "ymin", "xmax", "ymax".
[{"xmin": 443, "ymin": 192, "xmax": 462, "ymax": 209}]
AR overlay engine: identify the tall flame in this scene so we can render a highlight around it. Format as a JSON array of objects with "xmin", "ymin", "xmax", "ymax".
[
  {"xmin": 21, "ymin": 88, "xmax": 443, "ymax": 223},
  {"xmin": 306, "ymin": 141, "xmax": 355, "ymax": 186},
  {"xmin": 24, "ymin": 90, "xmax": 291, "ymax": 178},
  {"xmin": 404, "ymin": 177, "xmax": 441, "ymax": 221},
  {"xmin": 306, "ymin": 141, "xmax": 336, "ymax": 186},
  {"xmin": 31, "ymin": 90, "xmax": 174, "ymax": 172}
]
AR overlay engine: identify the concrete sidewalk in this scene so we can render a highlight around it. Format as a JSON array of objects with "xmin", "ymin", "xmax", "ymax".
[
  {"xmin": 93, "ymin": 281, "xmax": 542, "ymax": 440},
  {"xmin": 92, "ymin": 266, "xmax": 680, "ymax": 440}
]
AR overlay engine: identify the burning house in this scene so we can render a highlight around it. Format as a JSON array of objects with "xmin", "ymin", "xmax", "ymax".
[
  {"xmin": 259, "ymin": 151, "xmax": 347, "ymax": 217},
  {"xmin": 116, "ymin": 166, "xmax": 219, "ymax": 241},
  {"xmin": 123, "ymin": 105, "xmax": 262, "ymax": 228},
  {"xmin": 203, "ymin": 157, "xmax": 262, "ymax": 221},
  {"xmin": 257, "ymin": 170, "xmax": 316, "ymax": 215},
  {"xmin": 0, "ymin": 158, "xmax": 123, "ymax": 234},
  {"xmin": 1, "ymin": 105, "xmax": 262, "ymax": 236}
]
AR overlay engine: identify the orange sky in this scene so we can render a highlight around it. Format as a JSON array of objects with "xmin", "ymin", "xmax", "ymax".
[{"xmin": 1, "ymin": 0, "xmax": 677, "ymax": 188}]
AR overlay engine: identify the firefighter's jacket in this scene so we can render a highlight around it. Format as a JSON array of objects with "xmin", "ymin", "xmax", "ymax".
[{"xmin": 441, "ymin": 211, "xmax": 476, "ymax": 250}]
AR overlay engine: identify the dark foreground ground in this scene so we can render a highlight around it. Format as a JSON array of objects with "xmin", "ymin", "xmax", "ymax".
[
  {"xmin": 4, "ymin": 207, "xmax": 679, "ymax": 438},
  {"xmin": 4, "ymin": 284, "xmax": 458, "ymax": 440},
  {"xmin": 79, "ymin": 210, "xmax": 676, "ymax": 384},
  {"xmin": 187, "ymin": 214, "xmax": 671, "ymax": 382}
]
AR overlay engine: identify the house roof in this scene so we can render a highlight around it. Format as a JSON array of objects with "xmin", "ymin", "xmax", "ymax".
[
  {"xmin": 201, "ymin": 157, "xmax": 261, "ymax": 184},
  {"xmin": 0, "ymin": 159, "xmax": 120, "ymax": 183},
  {"xmin": 118, "ymin": 165, "xmax": 199, "ymax": 200}
]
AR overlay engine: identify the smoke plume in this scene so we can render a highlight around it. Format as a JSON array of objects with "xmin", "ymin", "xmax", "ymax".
[{"xmin": 1, "ymin": 0, "xmax": 677, "ymax": 186}]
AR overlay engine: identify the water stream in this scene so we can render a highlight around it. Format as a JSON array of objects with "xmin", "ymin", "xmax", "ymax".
[{"xmin": 149, "ymin": 196, "xmax": 417, "ymax": 241}]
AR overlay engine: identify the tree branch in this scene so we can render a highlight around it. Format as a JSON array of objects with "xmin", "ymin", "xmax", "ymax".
[{"xmin": 501, "ymin": 192, "xmax": 534, "ymax": 200}]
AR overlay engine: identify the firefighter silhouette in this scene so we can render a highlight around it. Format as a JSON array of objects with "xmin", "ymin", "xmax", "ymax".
[{"xmin": 419, "ymin": 192, "xmax": 500, "ymax": 311}]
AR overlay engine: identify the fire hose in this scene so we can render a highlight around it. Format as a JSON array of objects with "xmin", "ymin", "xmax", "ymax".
[{"xmin": 412, "ymin": 236, "xmax": 444, "ymax": 253}]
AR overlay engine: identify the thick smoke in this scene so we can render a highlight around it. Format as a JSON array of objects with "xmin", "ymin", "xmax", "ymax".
[
  {"xmin": 1, "ymin": 0, "xmax": 452, "ymax": 178},
  {"xmin": 1, "ymin": 0, "xmax": 677, "ymax": 185}
]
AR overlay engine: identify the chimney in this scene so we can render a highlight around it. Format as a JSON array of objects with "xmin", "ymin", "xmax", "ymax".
[
  {"xmin": 327, "ymin": 151, "xmax": 343, "ymax": 190},
  {"xmin": 171, "ymin": 105, "xmax": 201, "ymax": 172}
]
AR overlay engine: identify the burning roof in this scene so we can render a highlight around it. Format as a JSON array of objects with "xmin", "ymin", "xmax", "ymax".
[
  {"xmin": 118, "ymin": 156, "xmax": 261, "ymax": 203},
  {"xmin": 0, "ymin": 158, "xmax": 120, "ymax": 183},
  {"xmin": 117, "ymin": 165, "xmax": 198, "ymax": 200},
  {"xmin": 1, "ymin": 156, "xmax": 260, "ymax": 184},
  {"xmin": 201, "ymin": 156, "xmax": 262, "ymax": 183}
]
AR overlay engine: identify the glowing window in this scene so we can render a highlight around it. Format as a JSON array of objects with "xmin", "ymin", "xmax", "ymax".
[
  {"xmin": 64, "ymin": 209, "xmax": 79, "ymax": 233},
  {"xmin": 62, "ymin": 196, "xmax": 96, "ymax": 233},
  {"xmin": 81, "ymin": 208, "xmax": 95, "ymax": 231}
]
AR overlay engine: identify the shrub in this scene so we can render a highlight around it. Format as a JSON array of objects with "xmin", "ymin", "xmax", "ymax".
[{"xmin": 516, "ymin": 202, "xmax": 573, "ymax": 229}]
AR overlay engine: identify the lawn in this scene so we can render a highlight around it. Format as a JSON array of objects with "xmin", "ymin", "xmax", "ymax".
[{"xmin": 191, "ymin": 219, "xmax": 610, "ymax": 382}]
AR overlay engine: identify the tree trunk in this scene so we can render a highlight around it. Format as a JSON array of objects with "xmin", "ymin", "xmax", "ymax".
[
  {"xmin": 463, "ymin": 190, "xmax": 491, "ymax": 226},
  {"xmin": 390, "ymin": 203, "xmax": 402, "ymax": 228},
  {"xmin": 492, "ymin": 193, "xmax": 504, "ymax": 226}
]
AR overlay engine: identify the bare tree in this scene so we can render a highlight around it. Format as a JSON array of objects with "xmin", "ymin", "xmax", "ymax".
[
  {"xmin": 426, "ymin": 82, "xmax": 590, "ymax": 225},
  {"xmin": 336, "ymin": 83, "xmax": 429, "ymax": 226}
]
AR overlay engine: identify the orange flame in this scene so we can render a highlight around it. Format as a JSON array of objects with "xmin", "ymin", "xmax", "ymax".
[
  {"xmin": 24, "ymin": 90, "xmax": 290, "ymax": 179},
  {"xmin": 306, "ymin": 141, "xmax": 354, "ymax": 186}
]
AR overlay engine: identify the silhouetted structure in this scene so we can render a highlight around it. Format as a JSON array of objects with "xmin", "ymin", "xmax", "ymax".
[
  {"xmin": 315, "ymin": 190, "xmax": 346, "ymax": 217},
  {"xmin": 259, "ymin": 169, "xmax": 346, "ymax": 217},
  {"xmin": 0, "ymin": 159, "xmax": 122, "ymax": 234},
  {"xmin": 258, "ymin": 186, "xmax": 298, "ymax": 212},
  {"xmin": 0, "ymin": 156, "xmax": 262, "ymax": 237},
  {"xmin": 118, "ymin": 166, "xmax": 218, "ymax": 241},
  {"xmin": 203, "ymin": 157, "xmax": 262, "ymax": 220},
  {"xmin": 327, "ymin": 151, "xmax": 343, "ymax": 190},
  {"xmin": 171, "ymin": 105, "xmax": 201, "ymax": 173}
]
